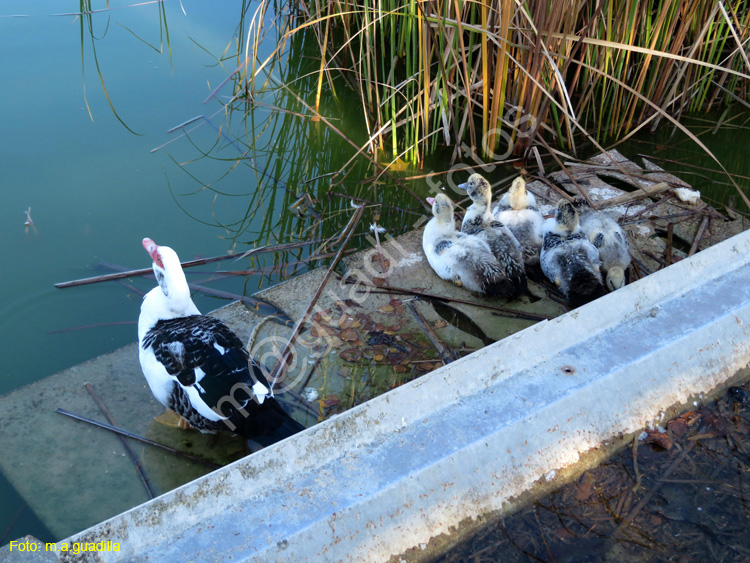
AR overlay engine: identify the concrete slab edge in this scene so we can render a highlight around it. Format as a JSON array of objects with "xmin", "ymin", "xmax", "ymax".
[{"xmin": 53, "ymin": 229, "xmax": 750, "ymax": 562}]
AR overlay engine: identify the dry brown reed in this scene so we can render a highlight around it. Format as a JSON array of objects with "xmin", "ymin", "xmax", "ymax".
[{"xmin": 236, "ymin": 1, "xmax": 749, "ymax": 204}]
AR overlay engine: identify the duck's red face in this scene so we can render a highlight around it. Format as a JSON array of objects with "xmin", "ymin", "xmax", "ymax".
[{"xmin": 142, "ymin": 238, "xmax": 164, "ymax": 269}]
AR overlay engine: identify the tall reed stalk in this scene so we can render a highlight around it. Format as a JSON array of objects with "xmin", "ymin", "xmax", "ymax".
[{"xmin": 243, "ymin": 0, "xmax": 749, "ymax": 169}]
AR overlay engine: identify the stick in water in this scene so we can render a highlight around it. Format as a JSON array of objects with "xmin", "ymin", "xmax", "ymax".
[
  {"xmin": 84, "ymin": 383, "xmax": 156, "ymax": 499},
  {"xmin": 55, "ymin": 409, "xmax": 221, "ymax": 469},
  {"xmin": 54, "ymin": 240, "xmax": 326, "ymax": 289}
]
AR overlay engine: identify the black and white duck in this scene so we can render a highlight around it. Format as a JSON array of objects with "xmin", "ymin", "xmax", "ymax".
[
  {"xmin": 493, "ymin": 176, "xmax": 544, "ymax": 275},
  {"xmin": 457, "ymin": 173, "xmax": 526, "ymax": 298},
  {"xmin": 540, "ymin": 200, "xmax": 606, "ymax": 307},
  {"xmin": 572, "ymin": 196, "xmax": 631, "ymax": 291},
  {"xmin": 422, "ymin": 194, "xmax": 518, "ymax": 296},
  {"xmin": 138, "ymin": 238, "xmax": 305, "ymax": 447}
]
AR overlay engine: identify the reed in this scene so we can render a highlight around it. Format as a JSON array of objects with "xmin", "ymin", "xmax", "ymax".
[
  {"xmin": 238, "ymin": 0, "xmax": 749, "ymax": 169},
  {"xmin": 157, "ymin": 6, "xmax": 435, "ymax": 265},
  {"xmin": 78, "ymin": 0, "xmax": 173, "ymax": 134}
]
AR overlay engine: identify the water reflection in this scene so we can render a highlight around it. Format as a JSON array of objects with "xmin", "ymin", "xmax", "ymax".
[
  {"xmin": 0, "ymin": 0, "xmax": 311, "ymax": 544},
  {"xmin": 0, "ymin": 0, "xmax": 429, "ymax": 543},
  {"xmin": 618, "ymin": 113, "xmax": 750, "ymax": 214},
  {"xmin": 155, "ymin": 25, "xmax": 423, "ymax": 256}
]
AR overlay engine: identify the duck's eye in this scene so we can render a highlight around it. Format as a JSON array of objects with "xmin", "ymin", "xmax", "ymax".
[{"xmin": 154, "ymin": 252, "xmax": 165, "ymax": 269}]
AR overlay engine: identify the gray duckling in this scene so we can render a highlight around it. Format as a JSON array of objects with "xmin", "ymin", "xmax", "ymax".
[
  {"xmin": 422, "ymin": 194, "xmax": 521, "ymax": 297},
  {"xmin": 457, "ymin": 173, "xmax": 526, "ymax": 298},
  {"xmin": 572, "ymin": 196, "xmax": 631, "ymax": 291},
  {"xmin": 541, "ymin": 199, "xmax": 606, "ymax": 307}
]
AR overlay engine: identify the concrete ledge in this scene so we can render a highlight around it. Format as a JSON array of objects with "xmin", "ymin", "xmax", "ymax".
[
  {"xmin": 1, "ymin": 537, "xmax": 59, "ymax": 563},
  {"xmin": 59, "ymin": 229, "xmax": 750, "ymax": 562}
]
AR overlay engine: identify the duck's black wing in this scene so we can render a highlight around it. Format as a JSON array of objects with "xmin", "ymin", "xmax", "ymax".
[{"xmin": 142, "ymin": 315, "xmax": 303, "ymax": 443}]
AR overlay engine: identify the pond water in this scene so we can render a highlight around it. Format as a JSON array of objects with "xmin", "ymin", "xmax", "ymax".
[
  {"xmin": 617, "ymin": 112, "xmax": 750, "ymax": 214},
  {"xmin": 0, "ymin": 0, "xmax": 436, "ymax": 542},
  {"xmin": 2, "ymin": 1, "xmax": 247, "ymax": 396},
  {"xmin": 1, "ymin": 1, "xmax": 255, "ymax": 541},
  {"xmin": 2, "ymin": 0, "xmax": 749, "ymax": 547}
]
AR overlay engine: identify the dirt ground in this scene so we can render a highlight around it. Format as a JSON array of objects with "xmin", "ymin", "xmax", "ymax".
[{"xmin": 436, "ymin": 377, "xmax": 750, "ymax": 563}]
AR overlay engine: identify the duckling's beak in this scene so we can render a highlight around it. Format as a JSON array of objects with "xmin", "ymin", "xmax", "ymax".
[
  {"xmin": 426, "ymin": 197, "xmax": 436, "ymax": 206},
  {"xmin": 456, "ymin": 182, "xmax": 467, "ymax": 191}
]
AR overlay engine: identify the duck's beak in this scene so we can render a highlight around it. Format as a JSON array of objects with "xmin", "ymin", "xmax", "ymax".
[
  {"xmin": 142, "ymin": 238, "xmax": 164, "ymax": 269},
  {"xmin": 456, "ymin": 182, "xmax": 467, "ymax": 191},
  {"xmin": 426, "ymin": 197, "xmax": 436, "ymax": 206}
]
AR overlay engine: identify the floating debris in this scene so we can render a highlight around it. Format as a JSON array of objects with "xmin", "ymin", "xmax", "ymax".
[
  {"xmin": 674, "ymin": 187, "xmax": 701, "ymax": 205},
  {"xmin": 303, "ymin": 387, "xmax": 319, "ymax": 402},
  {"xmin": 24, "ymin": 206, "xmax": 38, "ymax": 236}
]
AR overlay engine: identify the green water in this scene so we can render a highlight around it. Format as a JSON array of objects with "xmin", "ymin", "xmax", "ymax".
[
  {"xmin": 0, "ymin": 1, "xmax": 255, "ymax": 542},
  {"xmin": 616, "ymin": 111, "xmax": 750, "ymax": 214},
  {"xmin": 1, "ymin": 1, "xmax": 247, "ymax": 396},
  {"xmin": 0, "ymin": 0, "xmax": 431, "ymax": 543}
]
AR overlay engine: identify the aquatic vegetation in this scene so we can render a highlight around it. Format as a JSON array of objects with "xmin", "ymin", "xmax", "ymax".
[
  {"xmin": 253, "ymin": 2, "xmax": 748, "ymax": 154},
  {"xmin": 77, "ymin": 0, "xmax": 172, "ymax": 134},
  {"xmin": 232, "ymin": 0, "xmax": 750, "ymax": 207}
]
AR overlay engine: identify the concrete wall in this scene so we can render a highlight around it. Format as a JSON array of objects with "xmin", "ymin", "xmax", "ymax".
[{"xmin": 38, "ymin": 228, "xmax": 750, "ymax": 562}]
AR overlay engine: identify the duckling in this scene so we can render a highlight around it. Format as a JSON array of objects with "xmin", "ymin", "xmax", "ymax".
[
  {"xmin": 493, "ymin": 177, "xmax": 544, "ymax": 275},
  {"xmin": 541, "ymin": 199, "xmax": 606, "ymax": 307},
  {"xmin": 572, "ymin": 196, "xmax": 631, "ymax": 291},
  {"xmin": 457, "ymin": 174, "xmax": 526, "ymax": 298},
  {"xmin": 422, "ymin": 194, "xmax": 521, "ymax": 297}
]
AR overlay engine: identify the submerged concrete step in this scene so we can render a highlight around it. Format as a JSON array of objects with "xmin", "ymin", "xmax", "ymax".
[{"xmin": 51, "ymin": 228, "xmax": 750, "ymax": 562}]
